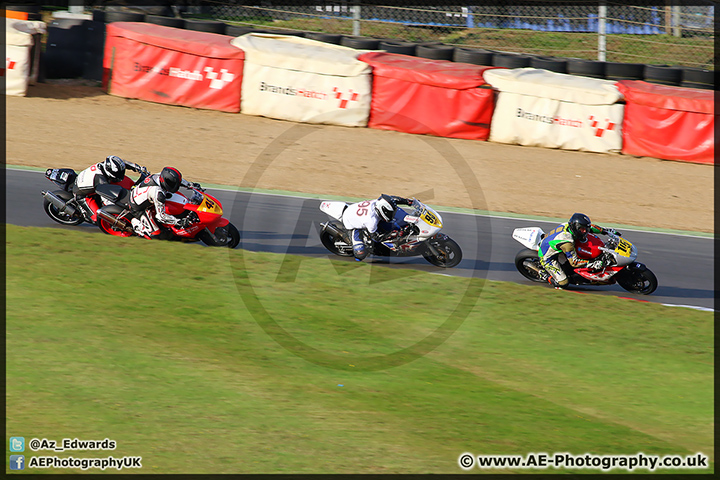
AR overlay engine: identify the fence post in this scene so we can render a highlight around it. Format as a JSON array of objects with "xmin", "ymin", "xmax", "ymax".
[
  {"xmin": 598, "ymin": 1, "xmax": 607, "ymax": 61},
  {"xmin": 671, "ymin": 3, "xmax": 681, "ymax": 37},
  {"xmin": 353, "ymin": 1, "xmax": 361, "ymax": 36}
]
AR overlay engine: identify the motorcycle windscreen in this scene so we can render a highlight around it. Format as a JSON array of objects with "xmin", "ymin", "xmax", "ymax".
[{"xmin": 164, "ymin": 193, "xmax": 189, "ymax": 216}]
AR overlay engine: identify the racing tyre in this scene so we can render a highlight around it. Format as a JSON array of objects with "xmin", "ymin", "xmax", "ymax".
[
  {"xmin": 43, "ymin": 191, "xmax": 83, "ymax": 226},
  {"xmin": 379, "ymin": 41, "xmax": 417, "ymax": 55},
  {"xmin": 104, "ymin": 11, "xmax": 146, "ymax": 23},
  {"xmin": 566, "ymin": 58, "xmax": 605, "ymax": 78},
  {"xmin": 423, "ymin": 238, "xmax": 462, "ymax": 268},
  {"xmin": 91, "ymin": 9, "xmax": 106, "ymax": 23},
  {"xmin": 98, "ymin": 206, "xmax": 133, "ymax": 237},
  {"xmin": 530, "ymin": 56, "xmax": 568, "ymax": 73},
  {"xmin": 514, "ymin": 249, "xmax": 547, "ymax": 283},
  {"xmin": 183, "ymin": 19, "xmax": 226, "ymax": 34},
  {"xmin": 47, "ymin": 18, "xmax": 89, "ymax": 49},
  {"xmin": 145, "ymin": 15, "xmax": 185, "ymax": 28},
  {"xmin": 493, "ymin": 53, "xmax": 531, "ymax": 68},
  {"xmin": 341, "ymin": 36, "xmax": 381, "ymax": 50},
  {"xmin": 320, "ymin": 229, "xmax": 353, "ymax": 257},
  {"xmin": 617, "ymin": 267, "xmax": 658, "ymax": 295},
  {"xmin": 198, "ymin": 223, "xmax": 241, "ymax": 248},
  {"xmin": 604, "ymin": 62, "xmax": 644, "ymax": 81},
  {"xmin": 416, "ymin": 44, "xmax": 455, "ymax": 61},
  {"xmin": 265, "ymin": 29, "xmax": 305, "ymax": 37},
  {"xmin": 681, "ymin": 67, "xmax": 714, "ymax": 90},
  {"xmin": 225, "ymin": 25, "xmax": 265, "ymax": 37},
  {"xmin": 643, "ymin": 65, "xmax": 682, "ymax": 86},
  {"xmin": 305, "ymin": 32, "xmax": 343, "ymax": 44}
]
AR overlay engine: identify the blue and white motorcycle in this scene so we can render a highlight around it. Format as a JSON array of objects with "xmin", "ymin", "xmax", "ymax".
[{"xmin": 319, "ymin": 198, "xmax": 462, "ymax": 268}]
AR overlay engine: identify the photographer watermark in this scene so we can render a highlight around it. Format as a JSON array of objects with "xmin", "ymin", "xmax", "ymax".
[
  {"xmin": 458, "ymin": 451, "xmax": 710, "ymax": 472},
  {"xmin": 229, "ymin": 110, "xmax": 491, "ymax": 371}
]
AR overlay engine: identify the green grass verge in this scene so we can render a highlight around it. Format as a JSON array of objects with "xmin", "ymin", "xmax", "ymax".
[{"xmin": 6, "ymin": 225, "xmax": 713, "ymax": 474}]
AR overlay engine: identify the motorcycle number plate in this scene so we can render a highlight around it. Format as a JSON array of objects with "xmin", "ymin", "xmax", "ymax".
[
  {"xmin": 421, "ymin": 209, "xmax": 442, "ymax": 228},
  {"xmin": 615, "ymin": 238, "xmax": 633, "ymax": 257},
  {"xmin": 197, "ymin": 196, "xmax": 222, "ymax": 214}
]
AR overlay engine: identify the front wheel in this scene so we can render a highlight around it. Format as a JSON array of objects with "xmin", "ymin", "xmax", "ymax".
[
  {"xmin": 198, "ymin": 223, "xmax": 241, "ymax": 248},
  {"xmin": 514, "ymin": 249, "xmax": 547, "ymax": 282},
  {"xmin": 225, "ymin": 223, "xmax": 241, "ymax": 249},
  {"xmin": 423, "ymin": 237, "xmax": 462, "ymax": 268},
  {"xmin": 43, "ymin": 191, "xmax": 83, "ymax": 226},
  {"xmin": 617, "ymin": 267, "xmax": 658, "ymax": 295}
]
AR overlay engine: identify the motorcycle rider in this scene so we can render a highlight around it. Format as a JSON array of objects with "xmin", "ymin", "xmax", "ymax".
[
  {"xmin": 342, "ymin": 194, "xmax": 415, "ymax": 261},
  {"xmin": 538, "ymin": 213, "xmax": 619, "ymax": 288},
  {"xmin": 128, "ymin": 166, "xmax": 202, "ymax": 239},
  {"xmin": 73, "ymin": 155, "xmax": 146, "ymax": 222}
]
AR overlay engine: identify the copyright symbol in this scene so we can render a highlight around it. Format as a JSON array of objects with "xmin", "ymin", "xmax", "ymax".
[
  {"xmin": 29, "ymin": 438, "xmax": 41, "ymax": 451},
  {"xmin": 458, "ymin": 453, "xmax": 475, "ymax": 470}
]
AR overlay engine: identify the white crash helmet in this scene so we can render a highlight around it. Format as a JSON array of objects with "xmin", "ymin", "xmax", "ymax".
[
  {"xmin": 102, "ymin": 155, "xmax": 126, "ymax": 183},
  {"xmin": 374, "ymin": 194, "xmax": 396, "ymax": 222}
]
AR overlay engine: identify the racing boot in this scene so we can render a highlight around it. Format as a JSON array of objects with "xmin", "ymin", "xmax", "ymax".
[{"xmin": 131, "ymin": 217, "xmax": 152, "ymax": 240}]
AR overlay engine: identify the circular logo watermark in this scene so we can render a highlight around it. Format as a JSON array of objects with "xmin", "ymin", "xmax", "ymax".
[{"xmin": 229, "ymin": 109, "xmax": 491, "ymax": 371}]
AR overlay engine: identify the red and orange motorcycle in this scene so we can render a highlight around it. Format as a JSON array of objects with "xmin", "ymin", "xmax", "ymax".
[
  {"xmin": 41, "ymin": 167, "xmax": 239, "ymax": 248},
  {"xmin": 93, "ymin": 170, "xmax": 240, "ymax": 248}
]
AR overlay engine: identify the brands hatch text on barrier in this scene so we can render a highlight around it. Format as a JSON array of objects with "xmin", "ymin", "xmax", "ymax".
[
  {"xmin": 260, "ymin": 81, "xmax": 361, "ymax": 109},
  {"xmin": 516, "ymin": 108, "xmax": 616, "ymax": 137},
  {"xmin": 133, "ymin": 62, "xmax": 236, "ymax": 90}
]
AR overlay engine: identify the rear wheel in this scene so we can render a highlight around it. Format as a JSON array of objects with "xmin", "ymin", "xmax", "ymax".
[
  {"xmin": 617, "ymin": 267, "xmax": 658, "ymax": 295},
  {"xmin": 97, "ymin": 206, "xmax": 133, "ymax": 237},
  {"xmin": 423, "ymin": 238, "xmax": 462, "ymax": 268},
  {"xmin": 320, "ymin": 229, "xmax": 353, "ymax": 257},
  {"xmin": 43, "ymin": 191, "xmax": 83, "ymax": 226},
  {"xmin": 514, "ymin": 249, "xmax": 547, "ymax": 282}
]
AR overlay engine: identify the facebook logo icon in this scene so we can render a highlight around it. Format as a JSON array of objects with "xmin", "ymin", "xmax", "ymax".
[{"xmin": 10, "ymin": 455, "xmax": 25, "ymax": 470}]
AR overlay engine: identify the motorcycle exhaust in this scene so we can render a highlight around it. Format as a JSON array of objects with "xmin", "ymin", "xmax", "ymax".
[
  {"xmin": 42, "ymin": 190, "xmax": 77, "ymax": 216},
  {"xmin": 96, "ymin": 208, "xmax": 133, "ymax": 232},
  {"xmin": 321, "ymin": 222, "xmax": 350, "ymax": 244},
  {"xmin": 524, "ymin": 260, "xmax": 544, "ymax": 274}
]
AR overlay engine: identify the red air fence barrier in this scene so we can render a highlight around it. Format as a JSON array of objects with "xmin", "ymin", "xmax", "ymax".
[
  {"xmin": 103, "ymin": 22, "xmax": 244, "ymax": 113},
  {"xmin": 358, "ymin": 52, "xmax": 501, "ymax": 140},
  {"xmin": 617, "ymin": 80, "xmax": 714, "ymax": 164}
]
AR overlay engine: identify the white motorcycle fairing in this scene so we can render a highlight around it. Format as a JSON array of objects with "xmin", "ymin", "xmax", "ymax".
[
  {"xmin": 512, "ymin": 227, "xmax": 545, "ymax": 251},
  {"xmin": 319, "ymin": 201, "xmax": 348, "ymax": 221}
]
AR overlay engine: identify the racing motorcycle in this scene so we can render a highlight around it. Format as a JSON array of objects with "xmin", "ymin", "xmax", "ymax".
[
  {"xmin": 319, "ymin": 198, "xmax": 462, "ymax": 268},
  {"xmin": 93, "ymin": 171, "xmax": 240, "ymax": 248},
  {"xmin": 512, "ymin": 226, "xmax": 657, "ymax": 294},
  {"xmin": 41, "ymin": 167, "xmax": 136, "ymax": 226}
]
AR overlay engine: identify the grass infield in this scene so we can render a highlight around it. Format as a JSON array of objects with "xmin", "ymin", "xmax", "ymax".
[{"xmin": 6, "ymin": 225, "xmax": 713, "ymax": 474}]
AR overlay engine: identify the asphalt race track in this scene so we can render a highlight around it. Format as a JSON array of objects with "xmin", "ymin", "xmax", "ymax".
[{"xmin": 10, "ymin": 168, "xmax": 713, "ymax": 310}]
